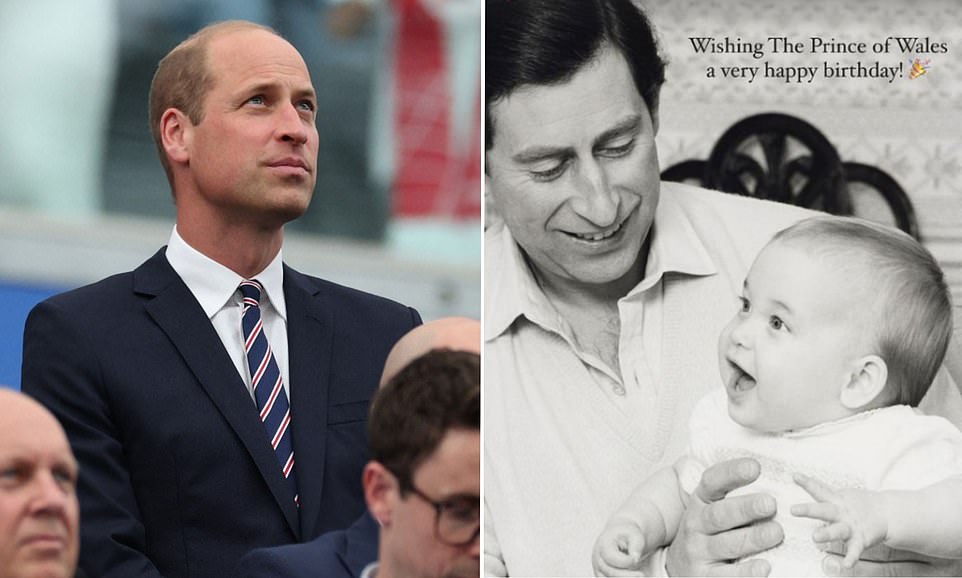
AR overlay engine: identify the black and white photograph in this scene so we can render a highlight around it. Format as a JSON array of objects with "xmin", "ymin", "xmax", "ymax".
[{"xmin": 483, "ymin": 0, "xmax": 962, "ymax": 576}]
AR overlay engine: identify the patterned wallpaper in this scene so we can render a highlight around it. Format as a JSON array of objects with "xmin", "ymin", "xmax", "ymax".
[{"xmin": 645, "ymin": 0, "xmax": 962, "ymax": 297}]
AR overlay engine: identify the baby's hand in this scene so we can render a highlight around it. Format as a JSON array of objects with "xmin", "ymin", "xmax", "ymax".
[
  {"xmin": 790, "ymin": 473, "xmax": 888, "ymax": 569},
  {"xmin": 592, "ymin": 519, "xmax": 649, "ymax": 576}
]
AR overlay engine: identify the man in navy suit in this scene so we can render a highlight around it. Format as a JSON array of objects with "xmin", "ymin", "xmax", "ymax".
[
  {"xmin": 234, "ymin": 347, "xmax": 480, "ymax": 578},
  {"xmin": 21, "ymin": 20, "xmax": 420, "ymax": 578}
]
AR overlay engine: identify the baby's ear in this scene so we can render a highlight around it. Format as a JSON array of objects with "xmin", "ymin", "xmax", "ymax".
[{"xmin": 840, "ymin": 355, "xmax": 888, "ymax": 410}]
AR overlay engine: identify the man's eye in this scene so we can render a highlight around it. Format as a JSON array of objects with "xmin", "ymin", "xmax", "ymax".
[
  {"xmin": 598, "ymin": 140, "xmax": 635, "ymax": 158},
  {"xmin": 769, "ymin": 316, "xmax": 786, "ymax": 331},
  {"xmin": 0, "ymin": 467, "xmax": 25, "ymax": 485},
  {"xmin": 529, "ymin": 160, "xmax": 568, "ymax": 182},
  {"xmin": 247, "ymin": 95, "xmax": 266, "ymax": 105},
  {"xmin": 442, "ymin": 501, "xmax": 479, "ymax": 523},
  {"xmin": 53, "ymin": 468, "xmax": 76, "ymax": 487},
  {"xmin": 297, "ymin": 100, "xmax": 315, "ymax": 112}
]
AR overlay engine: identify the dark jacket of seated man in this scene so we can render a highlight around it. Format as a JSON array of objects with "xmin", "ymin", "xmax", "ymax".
[{"xmin": 234, "ymin": 512, "xmax": 378, "ymax": 578}]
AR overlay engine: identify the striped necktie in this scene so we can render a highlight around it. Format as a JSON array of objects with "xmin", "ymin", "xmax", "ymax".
[{"xmin": 239, "ymin": 280, "xmax": 298, "ymax": 506}]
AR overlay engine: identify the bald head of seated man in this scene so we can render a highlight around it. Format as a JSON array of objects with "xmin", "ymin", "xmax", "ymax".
[
  {"xmin": 0, "ymin": 389, "xmax": 80, "ymax": 578},
  {"xmin": 379, "ymin": 317, "xmax": 480, "ymax": 387}
]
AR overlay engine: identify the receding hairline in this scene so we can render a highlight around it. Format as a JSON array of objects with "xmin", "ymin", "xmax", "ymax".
[
  {"xmin": 153, "ymin": 20, "xmax": 297, "ymax": 117},
  {"xmin": 148, "ymin": 20, "xmax": 288, "ymax": 183},
  {"xmin": 159, "ymin": 21, "xmax": 283, "ymax": 93},
  {"xmin": 164, "ymin": 21, "xmax": 289, "ymax": 92},
  {"xmin": 174, "ymin": 20, "xmax": 280, "ymax": 55}
]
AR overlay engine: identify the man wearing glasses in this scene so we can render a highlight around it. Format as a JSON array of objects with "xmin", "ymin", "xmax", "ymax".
[{"xmin": 234, "ymin": 347, "xmax": 480, "ymax": 578}]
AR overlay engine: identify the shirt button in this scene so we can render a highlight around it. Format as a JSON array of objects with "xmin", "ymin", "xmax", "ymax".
[{"xmin": 613, "ymin": 383, "xmax": 626, "ymax": 396}]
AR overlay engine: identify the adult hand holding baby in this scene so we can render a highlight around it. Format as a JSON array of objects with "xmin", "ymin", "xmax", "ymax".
[{"xmin": 666, "ymin": 457, "xmax": 783, "ymax": 577}]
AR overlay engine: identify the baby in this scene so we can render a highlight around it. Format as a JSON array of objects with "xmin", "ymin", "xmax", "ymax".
[{"xmin": 593, "ymin": 216, "xmax": 962, "ymax": 576}]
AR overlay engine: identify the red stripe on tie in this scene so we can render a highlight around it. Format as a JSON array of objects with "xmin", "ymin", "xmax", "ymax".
[
  {"xmin": 245, "ymin": 319, "xmax": 263, "ymax": 353},
  {"xmin": 251, "ymin": 349, "xmax": 270, "ymax": 391},
  {"xmin": 283, "ymin": 453, "xmax": 295, "ymax": 478},
  {"xmin": 260, "ymin": 375, "xmax": 283, "ymax": 421},
  {"xmin": 271, "ymin": 410, "xmax": 291, "ymax": 449}
]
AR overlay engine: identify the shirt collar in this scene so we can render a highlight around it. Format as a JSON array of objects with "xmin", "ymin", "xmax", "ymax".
[
  {"xmin": 359, "ymin": 561, "xmax": 379, "ymax": 578},
  {"xmin": 484, "ymin": 184, "xmax": 716, "ymax": 341},
  {"xmin": 165, "ymin": 226, "xmax": 287, "ymax": 320},
  {"xmin": 633, "ymin": 183, "xmax": 716, "ymax": 295}
]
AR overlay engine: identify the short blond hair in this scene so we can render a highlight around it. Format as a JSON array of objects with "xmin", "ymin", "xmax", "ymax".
[
  {"xmin": 773, "ymin": 216, "xmax": 952, "ymax": 406},
  {"xmin": 148, "ymin": 20, "xmax": 278, "ymax": 187}
]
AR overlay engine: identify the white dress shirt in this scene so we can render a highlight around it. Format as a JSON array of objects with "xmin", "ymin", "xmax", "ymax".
[{"xmin": 165, "ymin": 226, "xmax": 290, "ymax": 400}]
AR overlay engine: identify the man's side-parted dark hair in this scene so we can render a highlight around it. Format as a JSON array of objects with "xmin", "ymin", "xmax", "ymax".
[
  {"xmin": 485, "ymin": 0, "xmax": 667, "ymax": 150},
  {"xmin": 368, "ymin": 349, "xmax": 480, "ymax": 491}
]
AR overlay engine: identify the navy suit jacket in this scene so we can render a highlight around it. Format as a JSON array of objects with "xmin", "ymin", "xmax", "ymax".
[
  {"xmin": 21, "ymin": 249, "xmax": 420, "ymax": 578},
  {"xmin": 233, "ymin": 511, "xmax": 379, "ymax": 578}
]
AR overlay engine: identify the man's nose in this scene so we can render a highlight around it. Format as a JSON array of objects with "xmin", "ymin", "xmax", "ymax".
[
  {"xmin": 569, "ymin": 160, "xmax": 618, "ymax": 226},
  {"xmin": 276, "ymin": 102, "xmax": 310, "ymax": 145},
  {"xmin": 29, "ymin": 471, "xmax": 70, "ymax": 516}
]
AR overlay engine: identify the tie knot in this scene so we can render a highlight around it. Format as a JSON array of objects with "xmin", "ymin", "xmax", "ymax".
[{"xmin": 239, "ymin": 280, "xmax": 263, "ymax": 305}]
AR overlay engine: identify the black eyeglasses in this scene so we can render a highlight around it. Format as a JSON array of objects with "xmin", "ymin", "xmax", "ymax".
[{"xmin": 405, "ymin": 482, "xmax": 480, "ymax": 547}]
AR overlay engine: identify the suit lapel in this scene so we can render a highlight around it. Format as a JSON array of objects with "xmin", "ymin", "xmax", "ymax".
[
  {"xmin": 134, "ymin": 249, "xmax": 300, "ymax": 536},
  {"xmin": 283, "ymin": 266, "xmax": 333, "ymax": 539}
]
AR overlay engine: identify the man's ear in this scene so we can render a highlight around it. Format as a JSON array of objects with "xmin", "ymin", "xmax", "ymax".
[
  {"xmin": 840, "ymin": 355, "xmax": 888, "ymax": 410},
  {"xmin": 363, "ymin": 461, "xmax": 396, "ymax": 528},
  {"xmin": 160, "ymin": 108, "xmax": 192, "ymax": 166}
]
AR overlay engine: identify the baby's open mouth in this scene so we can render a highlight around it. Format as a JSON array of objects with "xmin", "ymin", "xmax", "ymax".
[{"xmin": 728, "ymin": 359, "xmax": 757, "ymax": 392}]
